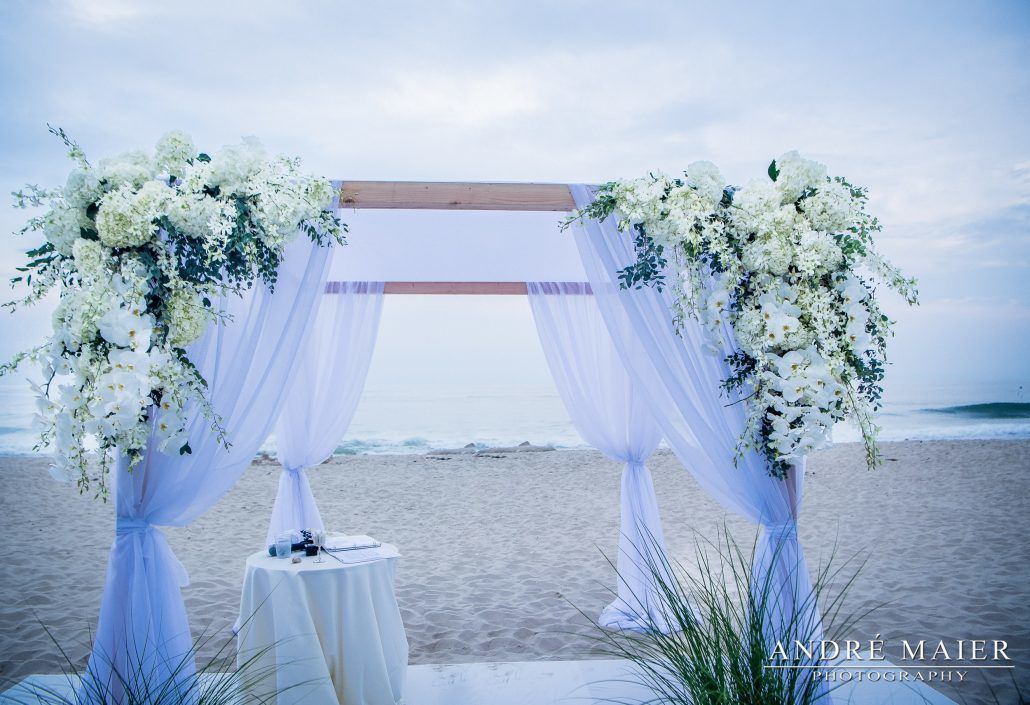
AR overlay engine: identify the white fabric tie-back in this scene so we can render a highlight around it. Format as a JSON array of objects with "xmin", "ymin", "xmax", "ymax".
[
  {"xmin": 267, "ymin": 280, "xmax": 384, "ymax": 546},
  {"xmin": 81, "ymin": 235, "xmax": 333, "ymax": 704},
  {"xmin": 527, "ymin": 281, "xmax": 668, "ymax": 632},
  {"xmin": 266, "ymin": 466, "xmax": 324, "ymax": 547},
  {"xmin": 569, "ymin": 184, "xmax": 827, "ymax": 699}
]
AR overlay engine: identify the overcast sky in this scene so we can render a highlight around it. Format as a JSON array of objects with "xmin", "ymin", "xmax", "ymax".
[{"xmin": 0, "ymin": 0, "xmax": 1027, "ymax": 402}]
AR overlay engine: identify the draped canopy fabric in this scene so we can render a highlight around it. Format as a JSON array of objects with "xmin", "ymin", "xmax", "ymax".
[
  {"xmin": 78, "ymin": 184, "xmax": 829, "ymax": 703},
  {"xmin": 268, "ymin": 281, "xmax": 385, "ymax": 546},
  {"xmin": 326, "ymin": 209, "xmax": 586, "ymax": 282},
  {"xmin": 82, "ymin": 236, "xmax": 333, "ymax": 702},
  {"xmin": 527, "ymin": 282, "xmax": 668, "ymax": 631},
  {"xmin": 568, "ymin": 185, "xmax": 824, "ymax": 686}
]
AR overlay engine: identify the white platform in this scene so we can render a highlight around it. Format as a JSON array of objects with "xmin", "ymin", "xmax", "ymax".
[{"xmin": 2, "ymin": 659, "xmax": 959, "ymax": 704}]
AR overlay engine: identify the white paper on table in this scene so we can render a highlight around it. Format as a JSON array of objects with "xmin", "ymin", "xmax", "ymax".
[
  {"xmin": 325, "ymin": 534, "xmax": 380, "ymax": 551},
  {"xmin": 326, "ymin": 545, "xmax": 400, "ymax": 564}
]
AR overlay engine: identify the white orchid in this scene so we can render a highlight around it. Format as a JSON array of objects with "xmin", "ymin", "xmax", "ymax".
[
  {"xmin": 155, "ymin": 409, "xmax": 186, "ymax": 452},
  {"xmin": 98, "ymin": 306, "xmax": 153, "ymax": 351},
  {"xmin": 838, "ymin": 277, "xmax": 868, "ymax": 307},
  {"xmin": 771, "ymin": 350, "xmax": 807, "ymax": 379},
  {"xmin": 109, "ymin": 348, "xmax": 151, "ymax": 376}
]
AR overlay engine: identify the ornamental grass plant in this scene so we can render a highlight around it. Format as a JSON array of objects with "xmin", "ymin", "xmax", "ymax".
[
  {"xmin": 583, "ymin": 525, "xmax": 873, "ymax": 705},
  {"xmin": 1, "ymin": 611, "xmax": 318, "ymax": 705}
]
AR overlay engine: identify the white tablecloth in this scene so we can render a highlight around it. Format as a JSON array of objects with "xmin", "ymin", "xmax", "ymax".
[{"xmin": 236, "ymin": 545, "xmax": 408, "ymax": 705}]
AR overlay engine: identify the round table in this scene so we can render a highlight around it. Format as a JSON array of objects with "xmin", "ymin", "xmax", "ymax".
[{"xmin": 236, "ymin": 545, "xmax": 408, "ymax": 705}]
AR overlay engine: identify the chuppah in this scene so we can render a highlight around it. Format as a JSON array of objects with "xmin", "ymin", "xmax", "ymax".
[{"xmin": 2, "ymin": 131, "xmax": 916, "ymax": 705}]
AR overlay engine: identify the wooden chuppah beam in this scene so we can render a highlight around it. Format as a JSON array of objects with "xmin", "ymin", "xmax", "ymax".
[
  {"xmin": 325, "ymin": 282, "xmax": 594, "ymax": 295},
  {"xmin": 338, "ymin": 181, "xmax": 576, "ymax": 211},
  {"xmin": 383, "ymin": 282, "xmax": 529, "ymax": 295}
]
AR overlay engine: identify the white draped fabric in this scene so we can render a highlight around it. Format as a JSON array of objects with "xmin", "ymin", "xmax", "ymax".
[
  {"xmin": 569, "ymin": 185, "xmax": 825, "ymax": 691},
  {"xmin": 267, "ymin": 281, "xmax": 384, "ymax": 546},
  {"xmin": 526, "ymin": 282, "xmax": 668, "ymax": 632},
  {"xmin": 326, "ymin": 209, "xmax": 586, "ymax": 282},
  {"xmin": 81, "ymin": 236, "xmax": 333, "ymax": 703}
]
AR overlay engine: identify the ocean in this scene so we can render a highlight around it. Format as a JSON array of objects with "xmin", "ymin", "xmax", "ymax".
[{"xmin": 0, "ymin": 379, "xmax": 1027, "ymax": 457}]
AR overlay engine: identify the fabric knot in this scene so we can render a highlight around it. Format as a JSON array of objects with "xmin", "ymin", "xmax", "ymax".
[
  {"xmin": 283, "ymin": 465, "xmax": 307, "ymax": 476},
  {"xmin": 116, "ymin": 517, "xmax": 152, "ymax": 535}
]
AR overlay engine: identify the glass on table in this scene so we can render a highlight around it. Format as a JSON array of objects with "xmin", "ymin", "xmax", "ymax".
[
  {"xmin": 274, "ymin": 533, "xmax": 292, "ymax": 559},
  {"xmin": 312, "ymin": 529, "xmax": 327, "ymax": 563}
]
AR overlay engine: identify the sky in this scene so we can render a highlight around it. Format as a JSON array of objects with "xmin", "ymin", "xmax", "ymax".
[{"xmin": 0, "ymin": 0, "xmax": 1028, "ymax": 406}]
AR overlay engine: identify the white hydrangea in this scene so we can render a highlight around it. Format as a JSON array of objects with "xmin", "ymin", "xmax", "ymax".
[
  {"xmin": 166, "ymin": 191, "xmax": 221, "ymax": 236},
  {"xmin": 96, "ymin": 150, "xmax": 154, "ymax": 189},
  {"xmin": 71, "ymin": 238, "xmax": 107, "ymax": 276},
  {"xmin": 154, "ymin": 131, "xmax": 196, "ymax": 175},
  {"xmin": 64, "ymin": 168, "xmax": 103, "ymax": 210},
  {"xmin": 209, "ymin": 137, "xmax": 267, "ymax": 194},
  {"xmin": 768, "ymin": 205, "xmax": 799, "ymax": 239},
  {"xmin": 43, "ymin": 203, "xmax": 88, "ymax": 256},
  {"xmin": 795, "ymin": 230, "xmax": 843, "ymax": 277},
  {"xmin": 742, "ymin": 235, "xmax": 792, "ymax": 276},
  {"xmin": 773, "ymin": 150, "xmax": 827, "ymax": 204},
  {"xmin": 684, "ymin": 160, "xmax": 725, "ymax": 203},
  {"xmin": 801, "ymin": 178, "xmax": 854, "ymax": 231},
  {"xmin": 165, "ymin": 288, "xmax": 209, "ymax": 348},
  {"xmin": 731, "ymin": 179, "xmax": 781, "ymax": 233},
  {"xmin": 96, "ymin": 181, "xmax": 169, "ymax": 248}
]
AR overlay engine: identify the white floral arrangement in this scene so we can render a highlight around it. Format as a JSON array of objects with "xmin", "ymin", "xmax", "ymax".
[
  {"xmin": 569, "ymin": 152, "xmax": 918, "ymax": 476},
  {"xmin": 3, "ymin": 127, "xmax": 344, "ymax": 496}
]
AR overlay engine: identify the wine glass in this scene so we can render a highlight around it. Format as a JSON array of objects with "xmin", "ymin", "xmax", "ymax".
[{"xmin": 313, "ymin": 529, "xmax": 326, "ymax": 563}]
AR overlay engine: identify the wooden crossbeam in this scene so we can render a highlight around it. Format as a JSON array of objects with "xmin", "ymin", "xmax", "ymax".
[
  {"xmin": 324, "ymin": 282, "xmax": 593, "ymax": 295},
  {"xmin": 383, "ymin": 281, "xmax": 529, "ymax": 295},
  {"xmin": 337, "ymin": 181, "xmax": 576, "ymax": 211}
]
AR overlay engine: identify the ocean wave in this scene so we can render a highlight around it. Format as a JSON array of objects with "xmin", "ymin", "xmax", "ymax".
[
  {"xmin": 334, "ymin": 437, "xmax": 434, "ymax": 455},
  {"xmin": 922, "ymin": 402, "xmax": 1030, "ymax": 419}
]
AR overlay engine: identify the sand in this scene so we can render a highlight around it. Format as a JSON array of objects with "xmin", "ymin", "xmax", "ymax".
[{"xmin": 0, "ymin": 440, "xmax": 1027, "ymax": 704}]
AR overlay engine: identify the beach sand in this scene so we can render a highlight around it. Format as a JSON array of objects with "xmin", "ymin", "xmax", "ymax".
[{"xmin": 1, "ymin": 440, "xmax": 1027, "ymax": 704}]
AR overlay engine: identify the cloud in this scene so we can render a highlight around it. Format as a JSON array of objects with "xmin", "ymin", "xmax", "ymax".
[
  {"xmin": 373, "ymin": 69, "xmax": 544, "ymax": 127},
  {"xmin": 1, "ymin": 0, "xmax": 1028, "ymax": 387},
  {"xmin": 61, "ymin": 0, "xmax": 144, "ymax": 27}
]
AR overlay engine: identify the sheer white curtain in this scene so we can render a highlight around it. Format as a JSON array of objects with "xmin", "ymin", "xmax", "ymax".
[
  {"xmin": 267, "ymin": 281, "xmax": 384, "ymax": 546},
  {"xmin": 569, "ymin": 185, "xmax": 825, "ymax": 683},
  {"xmin": 81, "ymin": 236, "xmax": 333, "ymax": 703},
  {"xmin": 527, "ymin": 282, "xmax": 667, "ymax": 631}
]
